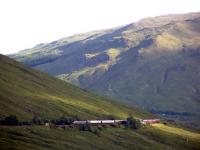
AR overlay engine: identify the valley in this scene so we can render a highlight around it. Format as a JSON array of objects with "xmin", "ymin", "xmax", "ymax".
[{"xmin": 10, "ymin": 12, "xmax": 200, "ymax": 129}]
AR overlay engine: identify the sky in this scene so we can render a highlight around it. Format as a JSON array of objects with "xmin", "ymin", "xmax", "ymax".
[{"xmin": 0, "ymin": 0, "xmax": 199, "ymax": 54}]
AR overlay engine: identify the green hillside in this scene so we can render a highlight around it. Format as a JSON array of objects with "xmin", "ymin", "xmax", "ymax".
[
  {"xmin": 0, "ymin": 54, "xmax": 200, "ymax": 150},
  {"xmin": 0, "ymin": 54, "xmax": 148, "ymax": 120},
  {"xmin": 1, "ymin": 125, "xmax": 200, "ymax": 150},
  {"xmin": 10, "ymin": 12, "xmax": 200, "ymax": 128}
]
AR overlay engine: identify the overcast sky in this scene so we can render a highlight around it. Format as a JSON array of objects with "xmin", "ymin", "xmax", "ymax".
[{"xmin": 0, "ymin": 0, "xmax": 199, "ymax": 54}]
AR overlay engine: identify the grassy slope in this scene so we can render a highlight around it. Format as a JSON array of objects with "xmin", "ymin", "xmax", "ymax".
[
  {"xmin": 0, "ymin": 54, "xmax": 200, "ymax": 150},
  {"xmin": 0, "ymin": 54, "xmax": 148, "ymax": 120},
  {"xmin": 152, "ymin": 124, "xmax": 200, "ymax": 139},
  {"xmin": 0, "ymin": 125, "xmax": 200, "ymax": 150}
]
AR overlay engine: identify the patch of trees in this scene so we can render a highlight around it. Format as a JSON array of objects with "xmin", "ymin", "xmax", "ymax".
[
  {"xmin": 0, "ymin": 115, "xmax": 142, "ymax": 132},
  {"xmin": 79, "ymin": 123, "xmax": 91, "ymax": 131},
  {"xmin": 0, "ymin": 115, "xmax": 75, "ymax": 126},
  {"xmin": 126, "ymin": 116, "xmax": 142, "ymax": 129},
  {"xmin": 78, "ymin": 123, "xmax": 101, "ymax": 135},
  {"xmin": 0, "ymin": 115, "xmax": 19, "ymax": 125},
  {"xmin": 51, "ymin": 117, "xmax": 74, "ymax": 125}
]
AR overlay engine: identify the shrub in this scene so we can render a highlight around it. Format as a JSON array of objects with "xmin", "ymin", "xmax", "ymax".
[
  {"xmin": 54, "ymin": 117, "xmax": 74, "ymax": 125},
  {"xmin": 126, "ymin": 116, "xmax": 142, "ymax": 129},
  {"xmin": 79, "ymin": 124, "xmax": 88, "ymax": 131},
  {"xmin": 78, "ymin": 123, "xmax": 92, "ymax": 131},
  {"xmin": 4, "ymin": 115, "xmax": 19, "ymax": 125},
  {"xmin": 19, "ymin": 121, "xmax": 32, "ymax": 125}
]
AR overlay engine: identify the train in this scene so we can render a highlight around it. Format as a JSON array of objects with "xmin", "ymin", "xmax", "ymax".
[
  {"xmin": 73, "ymin": 119, "xmax": 160, "ymax": 125},
  {"xmin": 140, "ymin": 119, "xmax": 160, "ymax": 124},
  {"xmin": 44, "ymin": 119, "xmax": 161, "ymax": 128},
  {"xmin": 73, "ymin": 120, "xmax": 126, "ymax": 125}
]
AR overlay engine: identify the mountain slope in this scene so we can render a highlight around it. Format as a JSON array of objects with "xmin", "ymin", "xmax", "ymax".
[
  {"xmin": 11, "ymin": 12, "xmax": 200, "ymax": 127},
  {"xmin": 0, "ymin": 54, "xmax": 148, "ymax": 120},
  {"xmin": 1, "ymin": 54, "xmax": 200, "ymax": 150}
]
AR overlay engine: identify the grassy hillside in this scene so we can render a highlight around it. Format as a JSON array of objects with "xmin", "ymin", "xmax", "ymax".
[
  {"xmin": 1, "ymin": 54, "xmax": 200, "ymax": 150},
  {"xmin": 0, "ymin": 54, "xmax": 148, "ymax": 120},
  {"xmin": 10, "ymin": 12, "xmax": 200, "ymax": 128},
  {"xmin": 0, "ymin": 125, "xmax": 200, "ymax": 150}
]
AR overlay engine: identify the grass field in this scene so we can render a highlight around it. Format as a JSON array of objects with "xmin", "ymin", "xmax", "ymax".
[
  {"xmin": 0, "ymin": 125, "xmax": 200, "ymax": 150},
  {"xmin": 152, "ymin": 124, "xmax": 200, "ymax": 139}
]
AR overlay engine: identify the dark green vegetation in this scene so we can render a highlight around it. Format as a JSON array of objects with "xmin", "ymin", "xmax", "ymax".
[
  {"xmin": 0, "ymin": 115, "xmax": 74, "ymax": 126},
  {"xmin": 126, "ymin": 116, "xmax": 142, "ymax": 129},
  {"xmin": 0, "ymin": 54, "xmax": 148, "ymax": 120},
  {"xmin": 1, "ymin": 115, "xmax": 19, "ymax": 125},
  {"xmin": 1, "ymin": 54, "xmax": 200, "ymax": 149},
  {"xmin": 10, "ymin": 12, "xmax": 200, "ymax": 128}
]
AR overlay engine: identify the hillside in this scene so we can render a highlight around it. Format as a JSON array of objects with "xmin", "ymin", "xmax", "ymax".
[
  {"xmin": 10, "ymin": 12, "xmax": 200, "ymax": 128},
  {"xmin": 1, "ymin": 125, "xmax": 200, "ymax": 150},
  {"xmin": 0, "ymin": 54, "xmax": 148, "ymax": 120},
  {"xmin": 0, "ymin": 54, "xmax": 200, "ymax": 150}
]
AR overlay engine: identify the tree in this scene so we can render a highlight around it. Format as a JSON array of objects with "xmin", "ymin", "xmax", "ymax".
[
  {"xmin": 4, "ymin": 115, "xmax": 19, "ymax": 125},
  {"xmin": 126, "ymin": 116, "xmax": 142, "ymax": 129},
  {"xmin": 79, "ymin": 124, "xmax": 87, "ymax": 131},
  {"xmin": 79, "ymin": 123, "xmax": 92, "ymax": 131},
  {"xmin": 54, "ymin": 117, "xmax": 74, "ymax": 125}
]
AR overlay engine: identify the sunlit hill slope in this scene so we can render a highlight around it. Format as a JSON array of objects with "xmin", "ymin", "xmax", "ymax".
[
  {"xmin": 0, "ymin": 54, "xmax": 147, "ymax": 120},
  {"xmin": 0, "ymin": 54, "xmax": 200, "ymax": 150}
]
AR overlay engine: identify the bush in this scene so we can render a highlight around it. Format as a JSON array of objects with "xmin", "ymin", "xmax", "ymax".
[
  {"xmin": 126, "ymin": 116, "xmax": 142, "ymax": 129},
  {"xmin": 19, "ymin": 121, "xmax": 32, "ymax": 125},
  {"xmin": 78, "ymin": 123, "xmax": 92, "ymax": 131},
  {"xmin": 79, "ymin": 124, "xmax": 88, "ymax": 131},
  {"xmin": 4, "ymin": 115, "xmax": 19, "ymax": 125},
  {"xmin": 54, "ymin": 117, "xmax": 74, "ymax": 125}
]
